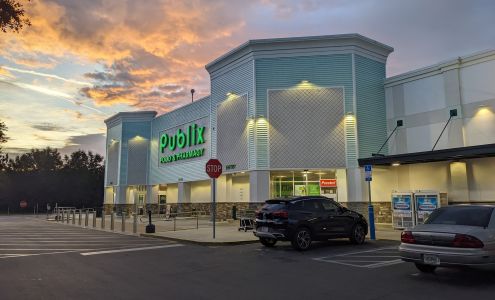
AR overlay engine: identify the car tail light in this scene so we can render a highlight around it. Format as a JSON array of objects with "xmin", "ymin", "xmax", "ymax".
[
  {"xmin": 401, "ymin": 231, "xmax": 416, "ymax": 244},
  {"xmin": 272, "ymin": 210, "xmax": 288, "ymax": 219},
  {"xmin": 452, "ymin": 234, "xmax": 484, "ymax": 248}
]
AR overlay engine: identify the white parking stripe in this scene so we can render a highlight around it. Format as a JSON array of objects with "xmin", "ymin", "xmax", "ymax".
[
  {"xmin": 80, "ymin": 244, "xmax": 184, "ymax": 256},
  {"xmin": 312, "ymin": 247, "xmax": 403, "ymax": 269}
]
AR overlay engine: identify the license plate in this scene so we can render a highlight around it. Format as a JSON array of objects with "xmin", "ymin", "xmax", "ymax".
[
  {"xmin": 259, "ymin": 226, "xmax": 269, "ymax": 233},
  {"xmin": 423, "ymin": 254, "xmax": 440, "ymax": 266}
]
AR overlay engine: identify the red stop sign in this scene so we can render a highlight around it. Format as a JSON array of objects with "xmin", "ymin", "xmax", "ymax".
[
  {"xmin": 20, "ymin": 200, "xmax": 27, "ymax": 208},
  {"xmin": 206, "ymin": 159, "xmax": 223, "ymax": 178}
]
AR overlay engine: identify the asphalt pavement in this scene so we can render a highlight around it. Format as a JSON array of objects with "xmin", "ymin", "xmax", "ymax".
[{"xmin": 0, "ymin": 216, "xmax": 494, "ymax": 300}]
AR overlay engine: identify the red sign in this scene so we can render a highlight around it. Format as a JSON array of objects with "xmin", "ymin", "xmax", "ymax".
[
  {"xmin": 20, "ymin": 200, "xmax": 28, "ymax": 208},
  {"xmin": 320, "ymin": 179, "xmax": 337, "ymax": 188},
  {"xmin": 206, "ymin": 159, "xmax": 223, "ymax": 179}
]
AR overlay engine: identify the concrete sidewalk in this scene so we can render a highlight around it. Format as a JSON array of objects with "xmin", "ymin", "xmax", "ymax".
[
  {"xmin": 141, "ymin": 223, "xmax": 403, "ymax": 245},
  {"xmin": 48, "ymin": 214, "xmax": 403, "ymax": 245}
]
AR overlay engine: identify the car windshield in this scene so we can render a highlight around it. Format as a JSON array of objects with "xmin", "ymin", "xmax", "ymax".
[{"xmin": 425, "ymin": 206, "xmax": 494, "ymax": 227}]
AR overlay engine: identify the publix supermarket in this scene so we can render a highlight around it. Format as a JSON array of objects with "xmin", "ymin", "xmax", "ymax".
[{"xmin": 104, "ymin": 34, "xmax": 495, "ymax": 226}]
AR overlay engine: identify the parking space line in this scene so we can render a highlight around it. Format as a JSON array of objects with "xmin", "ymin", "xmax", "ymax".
[
  {"xmin": 80, "ymin": 244, "xmax": 184, "ymax": 256},
  {"xmin": 366, "ymin": 259, "xmax": 403, "ymax": 268},
  {"xmin": 312, "ymin": 246, "xmax": 403, "ymax": 269}
]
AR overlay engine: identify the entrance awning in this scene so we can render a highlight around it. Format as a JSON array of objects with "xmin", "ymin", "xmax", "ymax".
[{"xmin": 358, "ymin": 143, "xmax": 495, "ymax": 167}]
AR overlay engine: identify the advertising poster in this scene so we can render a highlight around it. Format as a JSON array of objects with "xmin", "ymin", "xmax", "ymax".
[
  {"xmin": 294, "ymin": 184, "xmax": 307, "ymax": 196},
  {"xmin": 416, "ymin": 195, "xmax": 439, "ymax": 221},
  {"xmin": 308, "ymin": 183, "xmax": 320, "ymax": 196},
  {"xmin": 392, "ymin": 195, "xmax": 412, "ymax": 217}
]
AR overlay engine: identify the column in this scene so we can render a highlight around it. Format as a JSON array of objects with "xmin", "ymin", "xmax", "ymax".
[{"xmin": 249, "ymin": 171, "xmax": 270, "ymax": 203}]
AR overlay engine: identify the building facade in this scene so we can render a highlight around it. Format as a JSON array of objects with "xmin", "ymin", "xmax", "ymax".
[{"xmin": 104, "ymin": 34, "xmax": 495, "ymax": 224}]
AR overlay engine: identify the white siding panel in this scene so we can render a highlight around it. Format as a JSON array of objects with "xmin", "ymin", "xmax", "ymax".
[
  {"xmin": 463, "ymin": 111, "xmax": 495, "ymax": 146},
  {"xmin": 404, "ymin": 74, "xmax": 445, "ymax": 115},
  {"xmin": 405, "ymin": 123, "xmax": 450, "ymax": 152},
  {"xmin": 461, "ymin": 59, "xmax": 495, "ymax": 104}
]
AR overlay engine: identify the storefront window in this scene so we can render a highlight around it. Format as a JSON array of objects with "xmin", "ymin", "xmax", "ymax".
[{"xmin": 270, "ymin": 170, "xmax": 338, "ymax": 200}]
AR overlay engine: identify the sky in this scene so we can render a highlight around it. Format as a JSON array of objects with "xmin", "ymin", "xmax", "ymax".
[{"xmin": 0, "ymin": 0, "xmax": 494, "ymax": 158}]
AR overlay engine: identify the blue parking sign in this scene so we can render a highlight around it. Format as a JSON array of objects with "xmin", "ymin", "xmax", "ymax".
[{"xmin": 364, "ymin": 165, "xmax": 372, "ymax": 181}]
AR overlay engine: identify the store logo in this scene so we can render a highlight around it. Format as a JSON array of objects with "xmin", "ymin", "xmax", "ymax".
[
  {"xmin": 159, "ymin": 123, "xmax": 206, "ymax": 164},
  {"xmin": 160, "ymin": 123, "xmax": 205, "ymax": 152}
]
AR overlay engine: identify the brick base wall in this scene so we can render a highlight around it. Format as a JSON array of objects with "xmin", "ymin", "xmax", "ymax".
[{"xmin": 341, "ymin": 202, "xmax": 392, "ymax": 224}]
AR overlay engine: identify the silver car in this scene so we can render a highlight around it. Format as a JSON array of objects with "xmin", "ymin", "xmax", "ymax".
[{"xmin": 399, "ymin": 205, "xmax": 495, "ymax": 273}]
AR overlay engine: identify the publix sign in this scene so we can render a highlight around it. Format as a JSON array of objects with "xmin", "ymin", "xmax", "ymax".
[{"xmin": 159, "ymin": 123, "xmax": 206, "ymax": 164}]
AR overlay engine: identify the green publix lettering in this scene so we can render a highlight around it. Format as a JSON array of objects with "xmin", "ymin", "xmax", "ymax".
[{"xmin": 160, "ymin": 124, "xmax": 205, "ymax": 153}]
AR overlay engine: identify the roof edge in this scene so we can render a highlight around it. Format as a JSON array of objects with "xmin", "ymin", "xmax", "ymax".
[
  {"xmin": 206, "ymin": 33, "xmax": 394, "ymax": 73},
  {"xmin": 385, "ymin": 49, "xmax": 495, "ymax": 87}
]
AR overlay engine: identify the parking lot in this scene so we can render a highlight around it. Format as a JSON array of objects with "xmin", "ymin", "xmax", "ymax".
[
  {"xmin": 0, "ymin": 216, "xmax": 494, "ymax": 300},
  {"xmin": 0, "ymin": 216, "xmax": 181, "ymax": 260}
]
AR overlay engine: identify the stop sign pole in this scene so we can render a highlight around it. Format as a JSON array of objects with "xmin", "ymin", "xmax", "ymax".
[{"xmin": 206, "ymin": 159, "xmax": 222, "ymax": 239}]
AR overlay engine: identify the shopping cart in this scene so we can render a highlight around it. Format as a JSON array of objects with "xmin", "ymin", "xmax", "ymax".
[{"xmin": 238, "ymin": 209, "xmax": 256, "ymax": 232}]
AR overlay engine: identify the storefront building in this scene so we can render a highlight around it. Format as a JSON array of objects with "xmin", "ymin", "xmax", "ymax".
[{"xmin": 104, "ymin": 34, "xmax": 495, "ymax": 224}]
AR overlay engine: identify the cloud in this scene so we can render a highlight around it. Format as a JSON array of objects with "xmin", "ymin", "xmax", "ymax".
[
  {"xmin": 0, "ymin": 0, "xmax": 255, "ymax": 113},
  {"xmin": 59, "ymin": 133, "xmax": 106, "ymax": 156},
  {"xmin": 2, "ymin": 66, "xmax": 91, "ymax": 86},
  {"xmin": 31, "ymin": 123, "xmax": 69, "ymax": 132},
  {"xmin": 0, "ymin": 67, "xmax": 16, "ymax": 79}
]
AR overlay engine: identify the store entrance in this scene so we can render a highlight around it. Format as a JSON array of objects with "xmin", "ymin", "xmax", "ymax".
[
  {"xmin": 270, "ymin": 170, "xmax": 339, "ymax": 201},
  {"xmin": 137, "ymin": 194, "xmax": 145, "ymax": 215}
]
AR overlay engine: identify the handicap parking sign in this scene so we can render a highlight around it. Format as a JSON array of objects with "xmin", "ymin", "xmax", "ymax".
[{"xmin": 364, "ymin": 165, "xmax": 372, "ymax": 181}]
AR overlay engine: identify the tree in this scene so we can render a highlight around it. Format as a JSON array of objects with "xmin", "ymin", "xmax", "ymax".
[
  {"xmin": 10, "ymin": 147, "xmax": 63, "ymax": 172},
  {"xmin": 0, "ymin": 121, "xmax": 7, "ymax": 151},
  {"xmin": 0, "ymin": 121, "xmax": 8, "ymax": 171},
  {"xmin": 0, "ymin": 0, "xmax": 31, "ymax": 33}
]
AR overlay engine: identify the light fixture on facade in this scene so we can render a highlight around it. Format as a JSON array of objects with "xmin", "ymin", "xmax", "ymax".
[
  {"xmin": 301, "ymin": 80, "xmax": 309, "ymax": 83},
  {"xmin": 392, "ymin": 162, "xmax": 401, "ymax": 167}
]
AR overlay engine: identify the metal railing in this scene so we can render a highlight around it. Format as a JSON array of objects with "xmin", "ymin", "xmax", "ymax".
[{"xmin": 51, "ymin": 207, "xmax": 213, "ymax": 233}]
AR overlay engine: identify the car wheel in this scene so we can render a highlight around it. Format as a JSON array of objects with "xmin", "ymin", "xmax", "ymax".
[
  {"xmin": 349, "ymin": 223, "xmax": 366, "ymax": 245},
  {"xmin": 291, "ymin": 227, "xmax": 312, "ymax": 251},
  {"xmin": 259, "ymin": 237, "xmax": 277, "ymax": 247},
  {"xmin": 415, "ymin": 263, "xmax": 437, "ymax": 273}
]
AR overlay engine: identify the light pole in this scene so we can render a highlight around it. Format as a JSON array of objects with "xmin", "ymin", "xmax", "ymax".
[{"xmin": 191, "ymin": 89, "xmax": 195, "ymax": 102}]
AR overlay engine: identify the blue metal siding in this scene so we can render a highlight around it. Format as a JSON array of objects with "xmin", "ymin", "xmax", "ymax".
[
  {"xmin": 255, "ymin": 54, "xmax": 355, "ymax": 168},
  {"xmin": 355, "ymin": 55, "xmax": 387, "ymax": 158},
  {"xmin": 210, "ymin": 60, "xmax": 254, "ymax": 167},
  {"xmin": 149, "ymin": 97, "xmax": 211, "ymax": 184},
  {"xmin": 105, "ymin": 123, "xmax": 122, "ymax": 185},
  {"xmin": 120, "ymin": 122, "xmax": 152, "ymax": 185}
]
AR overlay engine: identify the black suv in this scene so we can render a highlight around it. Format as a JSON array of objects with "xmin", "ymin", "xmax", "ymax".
[{"xmin": 253, "ymin": 196, "xmax": 368, "ymax": 251}]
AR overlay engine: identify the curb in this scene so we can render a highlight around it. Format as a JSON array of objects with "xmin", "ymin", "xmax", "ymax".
[{"xmin": 140, "ymin": 233, "xmax": 260, "ymax": 246}]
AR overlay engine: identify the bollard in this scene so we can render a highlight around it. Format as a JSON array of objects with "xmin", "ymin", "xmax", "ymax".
[
  {"xmin": 145, "ymin": 210, "xmax": 155, "ymax": 233},
  {"xmin": 196, "ymin": 214, "xmax": 199, "ymax": 230},
  {"xmin": 121, "ymin": 212, "xmax": 126, "ymax": 232},
  {"xmin": 61, "ymin": 210, "xmax": 65, "ymax": 223},
  {"xmin": 93, "ymin": 211, "xmax": 97, "ymax": 227},
  {"xmin": 85, "ymin": 210, "xmax": 89, "ymax": 227},
  {"xmin": 174, "ymin": 216, "xmax": 176, "ymax": 231},
  {"xmin": 133, "ymin": 213, "xmax": 137, "ymax": 234},
  {"xmin": 78, "ymin": 210, "xmax": 82, "ymax": 226},
  {"xmin": 110, "ymin": 213, "xmax": 115, "ymax": 231},
  {"xmin": 72, "ymin": 210, "xmax": 75, "ymax": 225},
  {"xmin": 101, "ymin": 211, "xmax": 106, "ymax": 229}
]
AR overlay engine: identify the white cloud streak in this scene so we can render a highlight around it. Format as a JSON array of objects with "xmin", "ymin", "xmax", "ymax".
[{"xmin": 2, "ymin": 66, "xmax": 92, "ymax": 86}]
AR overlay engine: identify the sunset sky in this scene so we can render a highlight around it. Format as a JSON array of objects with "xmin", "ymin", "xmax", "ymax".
[{"xmin": 0, "ymin": 0, "xmax": 494, "ymax": 157}]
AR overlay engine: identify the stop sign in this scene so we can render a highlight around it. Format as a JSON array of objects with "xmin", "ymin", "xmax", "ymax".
[
  {"xmin": 206, "ymin": 159, "xmax": 223, "ymax": 178},
  {"xmin": 20, "ymin": 200, "xmax": 27, "ymax": 208}
]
